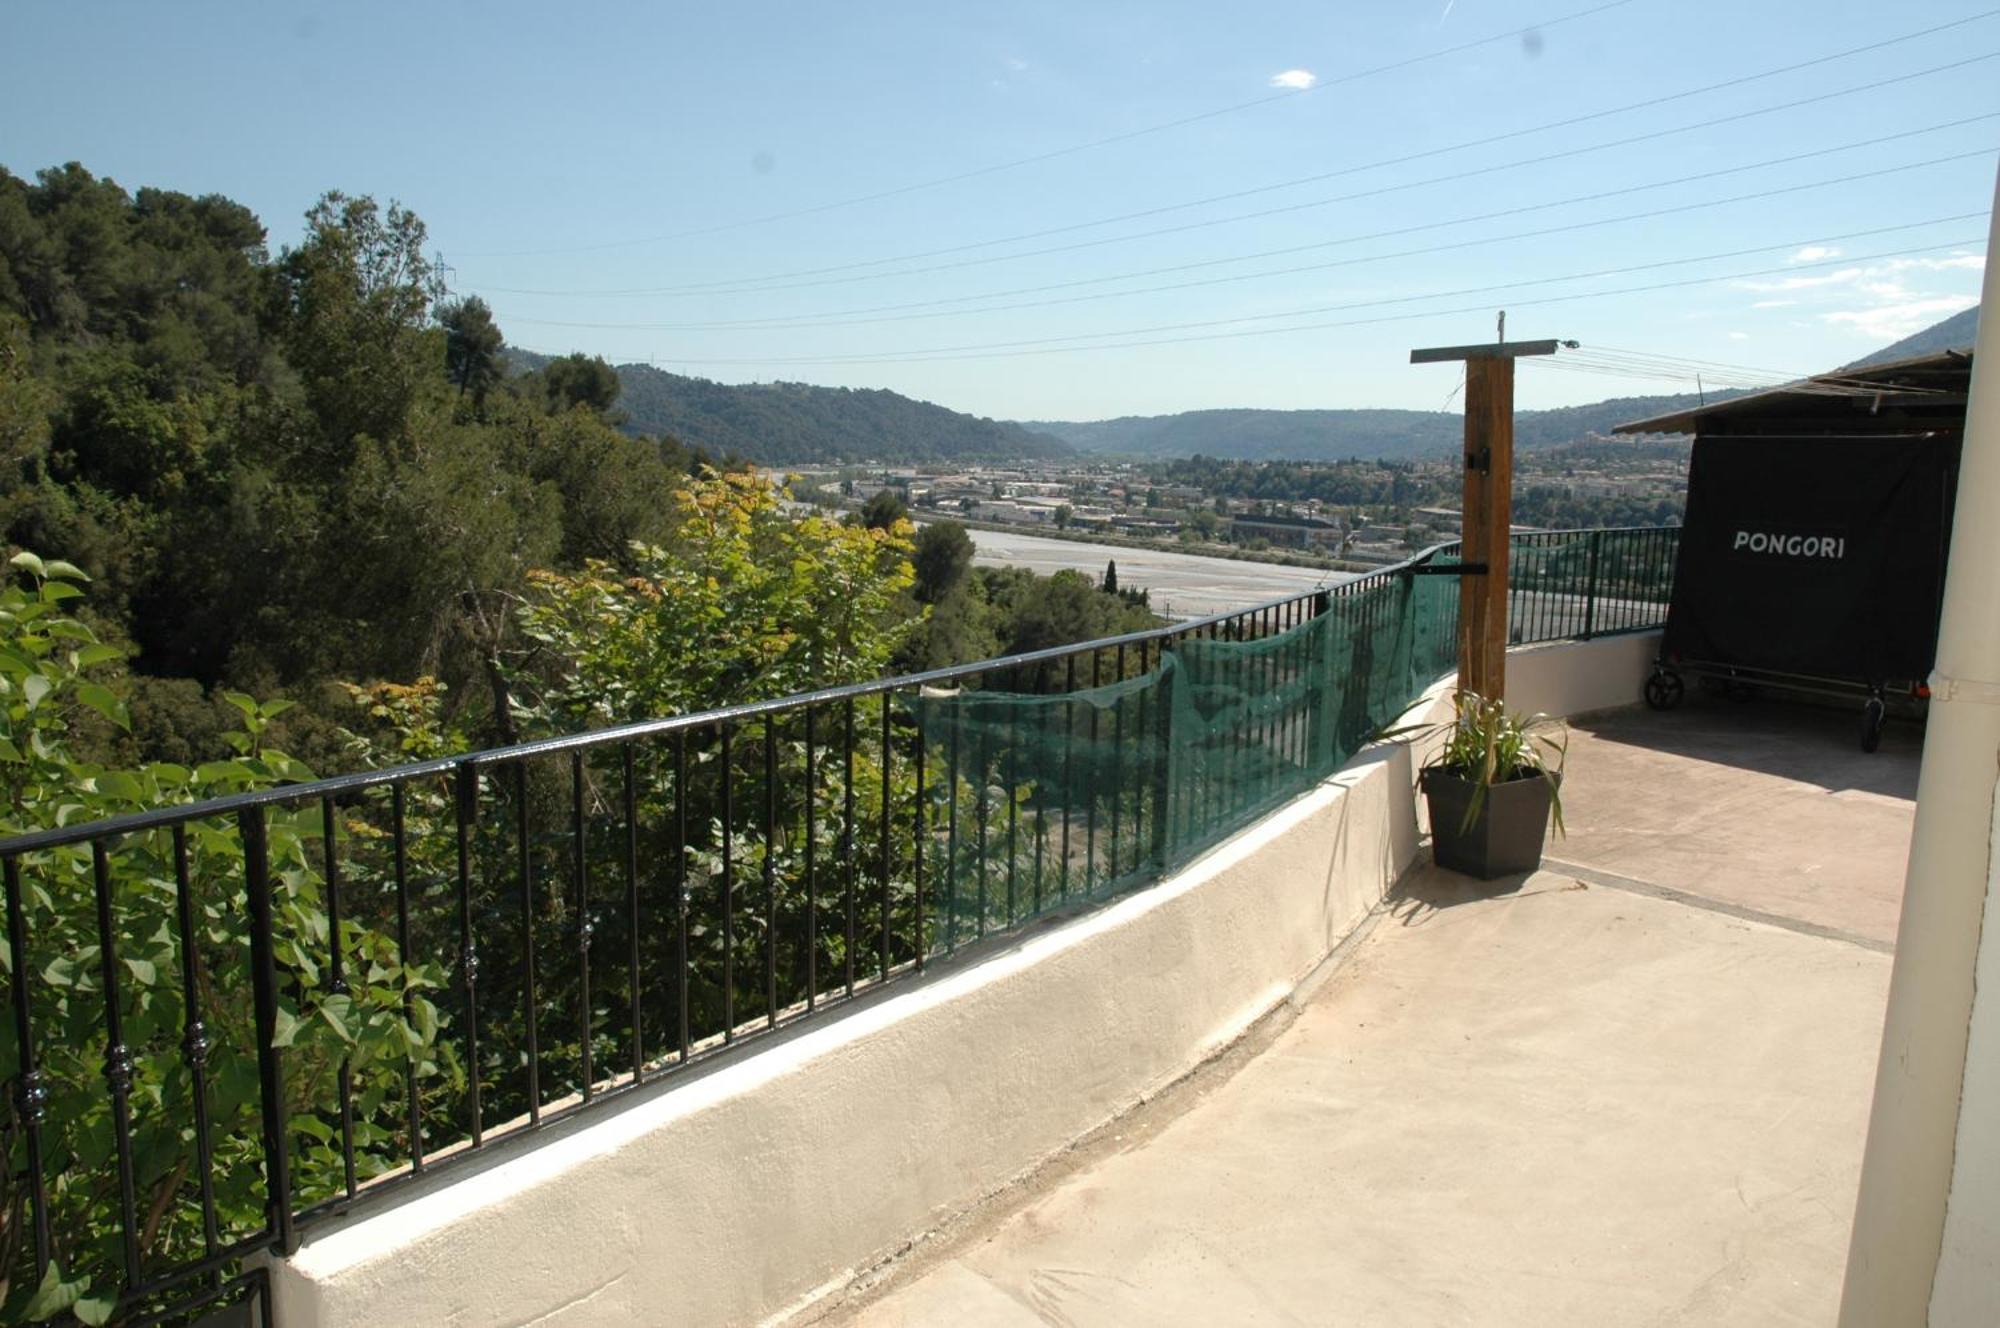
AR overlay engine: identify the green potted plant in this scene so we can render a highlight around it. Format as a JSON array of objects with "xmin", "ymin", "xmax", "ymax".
[{"xmin": 1419, "ymin": 691, "xmax": 1567, "ymax": 879}]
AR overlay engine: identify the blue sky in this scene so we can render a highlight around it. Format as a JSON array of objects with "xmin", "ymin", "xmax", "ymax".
[{"xmin": 5, "ymin": 0, "xmax": 1994, "ymax": 420}]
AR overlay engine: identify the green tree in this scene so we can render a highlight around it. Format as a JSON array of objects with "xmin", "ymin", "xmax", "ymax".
[
  {"xmin": 540, "ymin": 353, "xmax": 620, "ymax": 415},
  {"xmin": 1102, "ymin": 559, "xmax": 1118, "ymax": 595},
  {"xmin": 508, "ymin": 470, "xmax": 915, "ymax": 728},
  {"xmin": 911, "ymin": 521, "xmax": 975, "ymax": 605},
  {"xmin": 0, "ymin": 315, "xmax": 49, "ymax": 471},
  {"xmin": 275, "ymin": 192, "xmax": 442, "ymax": 456},
  {"xmin": 438, "ymin": 295, "xmax": 504, "ymax": 406},
  {"xmin": 858, "ymin": 488, "xmax": 906, "ymax": 532}
]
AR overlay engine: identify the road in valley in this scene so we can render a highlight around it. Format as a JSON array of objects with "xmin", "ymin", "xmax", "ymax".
[{"xmin": 961, "ymin": 526, "xmax": 1356, "ymax": 619}]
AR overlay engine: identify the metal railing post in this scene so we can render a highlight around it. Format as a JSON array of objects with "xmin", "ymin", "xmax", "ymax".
[
  {"xmin": 3, "ymin": 855, "xmax": 52, "ymax": 1279},
  {"xmin": 239, "ymin": 805, "xmax": 299, "ymax": 1256},
  {"xmin": 1149, "ymin": 642, "xmax": 1176, "ymax": 871},
  {"xmin": 1581, "ymin": 529, "xmax": 1604, "ymax": 640},
  {"xmin": 1306, "ymin": 590, "xmax": 1334, "ymax": 769}
]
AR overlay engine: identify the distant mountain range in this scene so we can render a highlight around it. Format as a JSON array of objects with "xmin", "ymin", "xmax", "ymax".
[
  {"xmin": 508, "ymin": 351, "xmax": 1070, "ymax": 464},
  {"xmin": 1028, "ymin": 307, "xmax": 1981, "ymax": 461},
  {"xmin": 512, "ymin": 306, "xmax": 1977, "ymax": 466},
  {"xmin": 1022, "ymin": 393, "xmax": 1710, "ymax": 462}
]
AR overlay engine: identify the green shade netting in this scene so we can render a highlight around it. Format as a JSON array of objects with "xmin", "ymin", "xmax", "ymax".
[{"xmin": 905, "ymin": 572, "xmax": 1459, "ymax": 954}]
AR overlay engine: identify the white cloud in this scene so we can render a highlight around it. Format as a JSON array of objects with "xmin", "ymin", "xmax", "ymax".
[
  {"xmin": 1730, "ymin": 249, "xmax": 1983, "ymax": 344},
  {"xmin": 1004, "ymin": 56, "xmax": 1029, "ymax": 72},
  {"xmin": 1268, "ymin": 68, "xmax": 1317, "ymax": 89},
  {"xmin": 1727, "ymin": 331, "xmax": 1750, "ymax": 341},
  {"xmin": 1736, "ymin": 254, "xmax": 1983, "ymax": 295},
  {"xmin": 1737, "ymin": 267, "xmax": 1865, "ymax": 293}
]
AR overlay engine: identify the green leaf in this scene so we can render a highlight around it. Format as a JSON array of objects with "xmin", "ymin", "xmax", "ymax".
[
  {"xmin": 74, "ymin": 1293, "xmax": 117, "ymax": 1327},
  {"xmin": 260, "ymin": 698, "xmax": 297, "ymax": 719},
  {"xmin": 292, "ymin": 1113, "xmax": 335, "ymax": 1144},
  {"xmin": 73, "ymin": 642, "xmax": 124, "ymax": 668},
  {"xmin": 21, "ymin": 672, "xmax": 51, "ymax": 710},
  {"xmin": 319, "ymin": 993, "xmax": 355, "ymax": 1044},
  {"xmin": 413, "ymin": 995, "xmax": 439, "ymax": 1045},
  {"xmin": 271, "ymin": 1004, "xmax": 302, "ymax": 1048},
  {"xmin": 21, "ymin": 1260, "xmax": 87, "ymax": 1317},
  {"xmin": 122, "ymin": 956, "xmax": 157, "ymax": 986},
  {"xmin": 42, "ymin": 559, "xmax": 90, "ymax": 582},
  {"xmin": 221, "ymin": 691, "xmax": 260, "ymax": 722},
  {"xmin": 93, "ymin": 770, "xmax": 144, "ymax": 802},
  {"xmin": 9, "ymin": 550, "xmax": 45, "ymax": 579},
  {"xmin": 38, "ymin": 580, "xmax": 83, "ymax": 603},
  {"xmin": 77, "ymin": 681, "xmax": 131, "ymax": 733}
]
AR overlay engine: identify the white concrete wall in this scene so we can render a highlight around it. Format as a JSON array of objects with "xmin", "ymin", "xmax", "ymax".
[
  {"xmin": 1504, "ymin": 629, "xmax": 1659, "ymax": 719},
  {"xmin": 270, "ymin": 642, "xmax": 1629, "ymax": 1328}
]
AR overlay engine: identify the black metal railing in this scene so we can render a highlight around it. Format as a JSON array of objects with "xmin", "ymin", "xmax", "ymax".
[
  {"xmin": 1504, "ymin": 525, "xmax": 1680, "ymax": 645},
  {"xmin": 0, "ymin": 526, "xmax": 1674, "ymax": 1325}
]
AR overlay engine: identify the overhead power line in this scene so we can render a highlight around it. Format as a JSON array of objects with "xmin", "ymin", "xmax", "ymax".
[
  {"xmin": 474, "ymin": 20, "xmax": 2000, "ymax": 297},
  {"xmin": 456, "ymin": 0, "xmax": 1651, "ymax": 259},
  {"xmin": 1527, "ymin": 347, "xmax": 1965, "ymax": 398},
  {"xmin": 610, "ymin": 227, "xmax": 1984, "ymax": 367},
  {"xmin": 492, "ymin": 144, "xmax": 1995, "ymax": 333},
  {"xmin": 1579, "ymin": 344, "xmax": 1971, "ymax": 396},
  {"xmin": 1533, "ymin": 350, "xmax": 1800, "ymax": 392},
  {"xmin": 487, "ymin": 115, "xmax": 2000, "ymax": 328}
]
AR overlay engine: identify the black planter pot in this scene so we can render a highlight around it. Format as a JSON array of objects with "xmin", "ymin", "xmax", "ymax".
[{"xmin": 1421, "ymin": 767, "xmax": 1558, "ymax": 879}]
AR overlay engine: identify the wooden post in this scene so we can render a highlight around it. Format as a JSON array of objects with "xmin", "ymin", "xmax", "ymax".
[{"xmin": 1410, "ymin": 336, "xmax": 1557, "ymax": 702}]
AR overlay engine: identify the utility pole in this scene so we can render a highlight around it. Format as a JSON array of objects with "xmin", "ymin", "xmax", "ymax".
[{"xmin": 1409, "ymin": 328, "xmax": 1558, "ymax": 700}]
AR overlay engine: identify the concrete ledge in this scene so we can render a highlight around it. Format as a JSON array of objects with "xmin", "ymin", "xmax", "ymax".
[{"xmin": 270, "ymin": 637, "xmax": 1634, "ymax": 1327}]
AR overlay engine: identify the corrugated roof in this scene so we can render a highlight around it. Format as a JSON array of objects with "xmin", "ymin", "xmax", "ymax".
[{"xmin": 1613, "ymin": 348, "xmax": 1973, "ymax": 437}]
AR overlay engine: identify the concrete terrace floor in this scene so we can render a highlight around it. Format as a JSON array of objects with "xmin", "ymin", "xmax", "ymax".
[{"xmin": 825, "ymin": 692, "xmax": 1917, "ymax": 1327}]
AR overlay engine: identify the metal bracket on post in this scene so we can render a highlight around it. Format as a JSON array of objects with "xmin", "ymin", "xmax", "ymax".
[{"xmin": 1464, "ymin": 446, "xmax": 1492, "ymax": 474}]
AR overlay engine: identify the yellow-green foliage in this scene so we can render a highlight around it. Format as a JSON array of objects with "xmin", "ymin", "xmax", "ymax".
[{"xmin": 511, "ymin": 469, "xmax": 916, "ymax": 730}]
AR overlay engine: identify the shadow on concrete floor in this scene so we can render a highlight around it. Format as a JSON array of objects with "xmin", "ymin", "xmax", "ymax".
[
  {"xmin": 1385, "ymin": 863, "xmax": 1587, "ymax": 928},
  {"xmin": 1573, "ymin": 686, "xmax": 1921, "ymax": 799}
]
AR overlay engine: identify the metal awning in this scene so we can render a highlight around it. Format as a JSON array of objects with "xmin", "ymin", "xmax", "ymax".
[{"xmin": 1614, "ymin": 348, "xmax": 1973, "ymax": 438}]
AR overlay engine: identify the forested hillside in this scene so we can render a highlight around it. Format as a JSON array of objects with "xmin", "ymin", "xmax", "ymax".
[
  {"xmin": 511, "ymin": 351, "xmax": 1072, "ymax": 464},
  {"xmin": 0, "ymin": 163, "xmax": 725, "ymax": 762},
  {"xmin": 1025, "ymin": 391, "xmax": 1711, "ymax": 461},
  {"xmin": 0, "ymin": 162, "xmax": 1134, "ymax": 774},
  {"xmin": 1030, "ymin": 306, "xmax": 1984, "ymax": 461}
]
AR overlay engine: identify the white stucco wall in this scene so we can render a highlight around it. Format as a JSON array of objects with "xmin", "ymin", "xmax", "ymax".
[
  {"xmin": 269, "ymin": 640, "xmax": 1629, "ymax": 1328},
  {"xmin": 1503, "ymin": 629, "xmax": 1659, "ymax": 719}
]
